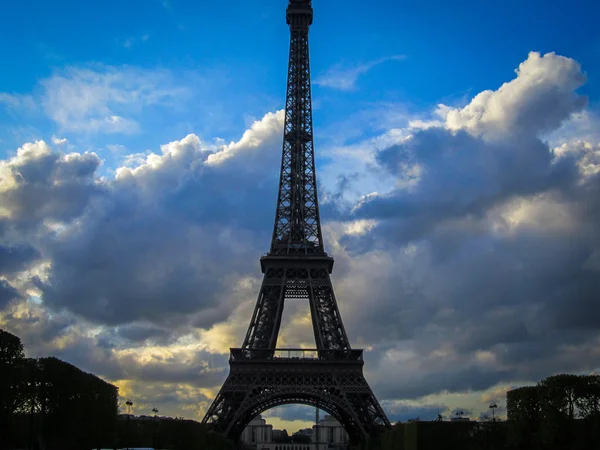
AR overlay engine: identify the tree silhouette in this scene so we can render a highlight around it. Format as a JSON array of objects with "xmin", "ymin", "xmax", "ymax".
[{"xmin": 0, "ymin": 329, "xmax": 26, "ymax": 450}]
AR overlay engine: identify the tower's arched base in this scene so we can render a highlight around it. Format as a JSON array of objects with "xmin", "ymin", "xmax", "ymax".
[{"xmin": 202, "ymin": 349, "xmax": 391, "ymax": 443}]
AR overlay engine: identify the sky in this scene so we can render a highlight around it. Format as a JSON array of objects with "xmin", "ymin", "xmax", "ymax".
[{"xmin": 1, "ymin": 0, "xmax": 600, "ymax": 432}]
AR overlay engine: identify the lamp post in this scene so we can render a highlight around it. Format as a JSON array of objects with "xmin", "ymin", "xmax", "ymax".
[
  {"xmin": 152, "ymin": 407, "xmax": 159, "ymax": 449},
  {"xmin": 125, "ymin": 399, "xmax": 133, "ymax": 450},
  {"xmin": 489, "ymin": 403, "xmax": 497, "ymax": 422}
]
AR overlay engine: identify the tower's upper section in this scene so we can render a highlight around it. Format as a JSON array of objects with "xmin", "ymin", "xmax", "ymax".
[
  {"xmin": 267, "ymin": 0, "xmax": 325, "ymax": 259},
  {"xmin": 286, "ymin": 0, "xmax": 313, "ymax": 29}
]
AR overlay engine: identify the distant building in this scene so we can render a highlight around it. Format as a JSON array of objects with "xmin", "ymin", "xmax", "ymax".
[
  {"xmin": 272, "ymin": 429, "xmax": 289, "ymax": 441},
  {"xmin": 240, "ymin": 415, "xmax": 273, "ymax": 448},
  {"xmin": 254, "ymin": 415, "xmax": 348, "ymax": 450},
  {"xmin": 294, "ymin": 428, "xmax": 314, "ymax": 438},
  {"xmin": 312, "ymin": 415, "xmax": 349, "ymax": 450}
]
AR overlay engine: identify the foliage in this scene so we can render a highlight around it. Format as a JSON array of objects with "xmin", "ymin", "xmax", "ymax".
[
  {"xmin": 377, "ymin": 421, "xmax": 506, "ymax": 450},
  {"xmin": 0, "ymin": 329, "xmax": 27, "ymax": 449},
  {"xmin": 0, "ymin": 329, "xmax": 119, "ymax": 450},
  {"xmin": 34, "ymin": 356, "xmax": 119, "ymax": 449},
  {"xmin": 0, "ymin": 329, "xmax": 24, "ymax": 363},
  {"xmin": 0, "ymin": 328, "xmax": 233, "ymax": 450},
  {"xmin": 507, "ymin": 373, "xmax": 600, "ymax": 450}
]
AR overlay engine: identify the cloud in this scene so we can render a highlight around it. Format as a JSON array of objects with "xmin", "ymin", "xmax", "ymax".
[
  {"xmin": 43, "ymin": 66, "xmax": 190, "ymax": 134},
  {"xmin": 353, "ymin": 52, "xmax": 586, "ymax": 232},
  {"xmin": 0, "ymin": 280, "xmax": 20, "ymax": 310},
  {"xmin": 1, "ymin": 50, "xmax": 599, "ymax": 426},
  {"xmin": 0, "ymin": 245, "xmax": 40, "ymax": 274},
  {"xmin": 31, "ymin": 111, "xmax": 284, "ymax": 328},
  {"xmin": 1, "ymin": 66, "xmax": 189, "ymax": 135},
  {"xmin": 0, "ymin": 93, "xmax": 37, "ymax": 113},
  {"xmin": 0, "ymin": 141, "xmax": 103, "ymax": 238},
  {"xmin": 51, "ymin": 136, "xmax": 67, "ymax": 145},
  {"xmin": 315, "ymin": 55, "xmax": 405, "ymax": 91},
  {"xmin": 442, "ymin": 52, "xmax": 587, "ymax": 140},
  {"xmin": 326, "ymin": 52, "xmax": 600, "ymax": 403}
]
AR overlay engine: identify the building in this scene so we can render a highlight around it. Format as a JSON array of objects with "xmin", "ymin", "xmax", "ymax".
[
  {"xmin": 294, "ymin": 428, "xmax": 314, "ymax": 438},
  {"xmin": 312, "ymin": 415, "xmax": 349, "ymax": 450},
  {"xmin": 240, "ymin": 415, "xmax": 273, "ymax": 448},
  {"xmin": 272, "ymin": 429, "xmax": 289, "ymax": 441},
  {"xmin": 242, "ymin": 414, "xmax": 349, "ymax": 450}
]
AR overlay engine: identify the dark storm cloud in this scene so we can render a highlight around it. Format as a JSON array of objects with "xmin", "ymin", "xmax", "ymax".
[
  {"xmin": 2, "ymin": 302, "xmax": 228, "ymax": 387},
  {"xmin": 116, "ymin": 323, "xmax": 173, "ymax": 343},
  {"xmin": 114, "ymin": 349, "xmax": 228, "ymax": 387},
  {"xmin": 372, "ymin": 362, "xmax": 516, "ymax": 401},
  {"xmin": 0, "ymin": 245, "xmax": 40, "ymax": 274},
  {"xmin": 0, "ymin": 304, "xmax": 76, "ymax": 351},
  {"xmin": 352, "ymin": 130, "xmax": 578, "ymax": 245},
  {"xmin": 4, "ymin": 113, "xmax": 285, "ymax": 328},
  {"xmin": 332, "ymin": 52, "xmax": 600, "ymax": 402},
  {"xmin": 59, "ymin": 341, "xmax": 228, "ymax": 388},
  {"xmin": 0, "ymin": 280, "xmax": 20, "ymax": 309},
  {"xmin": 263, "ymin": 405, "xmax": 317, "ymax": 423},
  {"xmin": 95, "ymin": 323, "xmax": 175, "ymax": 349}
]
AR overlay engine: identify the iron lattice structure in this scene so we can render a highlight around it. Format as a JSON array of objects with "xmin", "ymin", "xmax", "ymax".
[{"xmin": 202, "ymin": 0, "xmax": 391, "ymax": 443}]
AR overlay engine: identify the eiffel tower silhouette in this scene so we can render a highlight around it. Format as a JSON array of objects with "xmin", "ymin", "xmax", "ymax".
[{"xmin": 202, "ymin": 0, "xmax": 390, "ymax": 442}]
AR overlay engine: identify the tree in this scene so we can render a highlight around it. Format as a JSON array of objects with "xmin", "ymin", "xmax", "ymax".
[
  {"xmin": 0, "ymin": 329, "xmax": 24, "ymax": 364},
  {"xmin": 575, "ymin": 374, "xmax": 600, "ymax": 419},
  {"xmin": 507, "ymin": 385, "xmax": 541, "ymax": 449},
  {"xmin": 0, "ymin": 329, "xmax": 26, "ymax": 450},
  {"xmin": 539, "ymin": 374, "xmax": 581, "ymax": 420}
]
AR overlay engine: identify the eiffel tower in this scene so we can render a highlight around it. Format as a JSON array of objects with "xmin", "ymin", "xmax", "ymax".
[{"xmin": 202, "ymin": 0, "xmax": 391, "ymax": 443}]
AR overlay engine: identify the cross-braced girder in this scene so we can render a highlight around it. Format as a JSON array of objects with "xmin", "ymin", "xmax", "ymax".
[
  {"xmin": 202, "ymin": 358, "xmax": 390, "ymax": 443},
  {"xmin": 271, "ymin": 18, "xmax": 323, "ymax": 257},
  {"xmin": 242, "ymin": 263, "xmax": 350, "ymax": 351}
]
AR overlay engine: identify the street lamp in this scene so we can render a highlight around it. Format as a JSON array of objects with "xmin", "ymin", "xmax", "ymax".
[
  {"xmin": 152, "ymin": 408, "xmax": 159, "ymax": 449},
  {"xmin": 489, "ymin": 403, "xmax": 497, "ymax": 422},
  {"xmin": 125, "ymin": 399, "xmax": 133, "ymax": 450}
]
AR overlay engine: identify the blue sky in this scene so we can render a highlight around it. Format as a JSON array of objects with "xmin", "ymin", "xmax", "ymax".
[
  {"xmin": 2, "ymin": 0, "xmax": 599, "ymax": 161},
  {"xmin": 1, "ymin": 0, "xmax": 600, "ymax": 432}
]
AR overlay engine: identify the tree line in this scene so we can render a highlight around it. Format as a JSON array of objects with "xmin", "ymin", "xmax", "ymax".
[
  {"xmin": 372, "ymin": 373, "xmax": 600, "ymax": 450},
  {"xmin": 507, "ymin": 373, "xmax": 600, "ymax": 449},
  {"xmin": 0, "ymin": 328, "xmax": 119, "ymax": 449},
  {"xmin": 0, "ymin": 329, "xmax": 232, "ymax": 450}
]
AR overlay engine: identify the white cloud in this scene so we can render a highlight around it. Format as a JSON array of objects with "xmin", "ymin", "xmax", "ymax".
[
  {"xmin": 0, "ymin": 92, "xmax": 37, "ymax": 114},
  {"xmin": 315, "ymin": 55, "xmax": 405, "ymax": 91},
  {"xmin": 442, "ymin": 52, "xmax": 587, "ymax": 140},
  {"xmin": 51, "ymin": 135, "xmax": 67, "ymax": 145},
  {"xmin": 35, "ymin": 66, "xmax": 189, "ymax": 134},
  {"xmin": 554, "ymin": 140, "xmax": 600, "ymax": 178}
]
